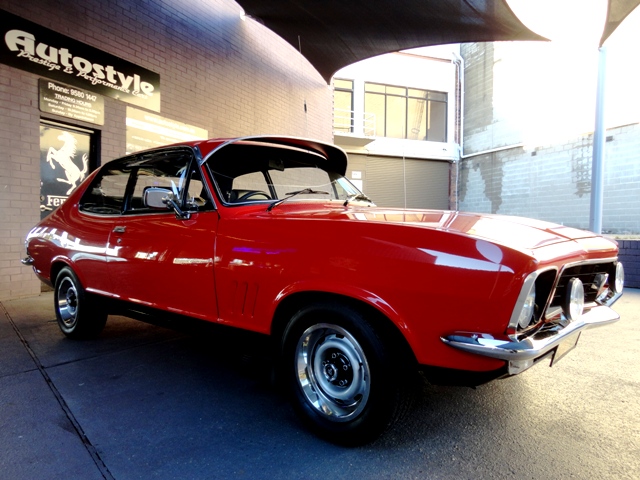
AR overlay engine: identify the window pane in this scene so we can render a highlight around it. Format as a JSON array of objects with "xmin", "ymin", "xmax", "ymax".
[
  {"xmin": 334, "ymin": 79, "xmax": 353, "ymax": 90},
  {"xmin": 334, "ymin": 90, "xmax": 353, "ymax": 133},
  {"xmin": 408, "ymin": 88, "xmax": 428, "ymax": 99},
  {"xmin": 80, "ymin": 165, "xmax": 129, "ymax": 214},
  {"xmin": 407, "ymin": 98, "xmax": 426, "ymax": 140},
  {"xmin": 365, "ymin": 92, "xmax": 385, "ymax": 137},
  {"xmin": 270, "ymin": 167, "xmax": 332, "ymax": 199},
  {"xmin": 429, "ymin": 91, "xmax": 447, "ymax": 102},
  {"xmin": 130, "ymin": 155, "xmax": 191, "ymax": 211},
  {"xmin": 232, "ymin": 171, "xmax": 269, "ymax": 193},
  {"xmin": 365, "ymin": 82, "xmax": 385, "ymax": 93},
  {"xmin": 427, "ymin": 101, "xmax": 447, "ymax": 142},
  {"xmin": 386, "ymin": 85, "xmax": 406, "ymax": 96},
  {"xmin": 386, "ymin": 95, "xmax": 406, "ymax": 139}
]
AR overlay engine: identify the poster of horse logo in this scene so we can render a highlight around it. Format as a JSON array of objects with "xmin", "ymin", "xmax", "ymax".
[{"xmin": 39, "ymin": 124, "xmax": 92, "ymax": 218}]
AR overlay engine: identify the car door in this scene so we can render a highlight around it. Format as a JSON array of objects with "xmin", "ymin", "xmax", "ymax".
[
  {"xmin": 107, "ymin": 149, "xmax": 219, "ymax": 321},
  {"xmin": 72, "ymin": 160, "xmax": 131, "ymax": 295}
]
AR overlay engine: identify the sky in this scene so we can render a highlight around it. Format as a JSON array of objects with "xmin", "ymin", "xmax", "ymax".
[{"xmin": 507, "ymin": 0, "xmax": 640, "ymax": 134}]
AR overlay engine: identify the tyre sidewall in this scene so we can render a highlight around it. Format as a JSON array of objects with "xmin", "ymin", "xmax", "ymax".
[
  {"xmin": 54, "ymin": 267, "xmax": 106, "ymax": 339},
  {"xmin": 282, "ymin": 302, "xmax": 401, "ymax": 445}
]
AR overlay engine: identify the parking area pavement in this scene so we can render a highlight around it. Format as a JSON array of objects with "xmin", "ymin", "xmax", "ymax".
[{"xmin": 1, "ymin": 289, "xmax": 639, "ymax": 479}]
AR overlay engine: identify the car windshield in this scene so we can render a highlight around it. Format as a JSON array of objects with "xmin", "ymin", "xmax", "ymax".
[{"xmin": 207, "ymin": 143, "xmax": 364, "ymax": 205}]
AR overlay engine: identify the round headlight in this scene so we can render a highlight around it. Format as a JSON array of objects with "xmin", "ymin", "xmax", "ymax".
[
  {"xmin": 517, "ymin": 283, "xmax": 536, "ymax": 329},
  {"xmin": 614, "ymin": 262, "xmax": 624, "ymax": 294},
  {"xmin": 564, "ymin": 278, "xmax": 584, "ymax": 321}
]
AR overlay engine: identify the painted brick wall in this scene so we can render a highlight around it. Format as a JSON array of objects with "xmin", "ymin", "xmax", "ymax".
[
  {"xmin": 459, "ymin": 122, "xmax": 640, "ymax": 234},
  {"xmin": 0, "ymin": 0, "xmax": 333, "ymax": 300},
  {"xmin": 618, "ymin": 240, "xmax": 640, "ymax": 289}
]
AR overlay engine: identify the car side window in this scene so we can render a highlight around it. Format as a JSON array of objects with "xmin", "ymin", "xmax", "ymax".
[
  {"xmin": 127, "ymin": 153, "xmax": 211, "ymax": 214},
  {"xmin": 79, "ymin": 164, "xmax": 130, "ymax": 215}
]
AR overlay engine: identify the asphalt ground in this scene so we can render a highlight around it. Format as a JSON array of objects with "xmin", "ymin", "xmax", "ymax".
[{"xmin": 1, "ymin": 289, "xmax": 639, "ymax": 480}]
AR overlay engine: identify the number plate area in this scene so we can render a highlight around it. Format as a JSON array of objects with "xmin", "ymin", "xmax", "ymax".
[{"xmin": 551, "ymin": 331, "xmax": 581, "ymax": 366}]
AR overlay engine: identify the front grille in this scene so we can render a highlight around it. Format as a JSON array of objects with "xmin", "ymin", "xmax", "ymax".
[{"xmin": 550, "ymin": 261, "xmax": 615, "ymax": 307}]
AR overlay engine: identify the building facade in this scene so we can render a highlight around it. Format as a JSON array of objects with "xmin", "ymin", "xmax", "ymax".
[
  {"xmin": 331, "ymin": 46, "xmax": 462, "ymax": 211},
  {"xmin": 0, "ymin": 0, "xmax": 333, "ymax": 300}
]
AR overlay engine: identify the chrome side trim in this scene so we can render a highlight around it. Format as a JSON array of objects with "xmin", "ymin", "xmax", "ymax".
[{"xmin": 441, "ymin": 305, "xmax": 619, "ymax": 374}]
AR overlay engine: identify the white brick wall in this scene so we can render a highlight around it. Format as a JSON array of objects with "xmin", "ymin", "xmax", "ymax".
[{"xmin": 459, "ymin": 125, "xmax": 640, "ymax": 233}]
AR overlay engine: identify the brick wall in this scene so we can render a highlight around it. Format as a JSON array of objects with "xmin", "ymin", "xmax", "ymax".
[
  {"xmin": 0, "ymin": 0, "xmax": 333, "ymax": 300},
  {"xmin": 458, "ymin": 124, "xmax": 640, "ymax": 233},
  {"xmin": 618, "ymin": 240, "xmax": 640, "ymax": 289}
]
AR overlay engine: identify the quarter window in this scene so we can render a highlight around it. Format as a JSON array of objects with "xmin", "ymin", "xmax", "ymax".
[{"xmin": 79, "ymin": 165, "xmax": 129, "ymax": 215}]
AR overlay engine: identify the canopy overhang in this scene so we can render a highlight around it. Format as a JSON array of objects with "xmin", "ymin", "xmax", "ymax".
[{"xmin": 236, "ymin": 0, "xmax": 640, "ymax": 83}]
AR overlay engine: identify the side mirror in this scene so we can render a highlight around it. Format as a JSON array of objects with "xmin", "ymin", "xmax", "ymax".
[
  {"xmin": 143, "ymin": 186, "xmax": 191, "ymax": 220},
  {"xmin": 143, "ymin": 187, "xmax": 172, "ymax": 209}
]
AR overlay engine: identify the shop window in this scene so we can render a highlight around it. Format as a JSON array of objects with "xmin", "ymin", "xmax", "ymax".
[{"xmin": 39, "ymin": 121, "xmax": 98, "ymax": 219}]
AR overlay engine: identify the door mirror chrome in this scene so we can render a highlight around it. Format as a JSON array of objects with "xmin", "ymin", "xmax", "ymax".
[
  {"xmin": 143, "ymin": 186, "xmax": 190, "ymax": 220},
  {"xmin": 143, "ymin": 187, "xmax": 172, "ymax": 209}
]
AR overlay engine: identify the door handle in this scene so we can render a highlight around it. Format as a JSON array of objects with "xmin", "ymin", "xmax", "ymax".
[{"xmin": 113, "ymin": 226, "xmax": 126, "ymax": 233}]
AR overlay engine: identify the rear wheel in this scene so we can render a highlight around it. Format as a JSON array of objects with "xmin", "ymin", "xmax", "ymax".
[
  {"xmin": 282, "ymin": 302, "xmax": 413, "ymax": 445},
  {"xmin": 54, "ymin": 267, "xmax": 107, "ymax": 339}
]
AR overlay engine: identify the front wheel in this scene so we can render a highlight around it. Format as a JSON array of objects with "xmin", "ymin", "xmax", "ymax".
[
  {"xmin": 54, "ymin": 267, "xmax": 107, "ymax": 339},
  {"xmin": 282, "ymin": 302, "xmax": 414, "ymax": 445}
]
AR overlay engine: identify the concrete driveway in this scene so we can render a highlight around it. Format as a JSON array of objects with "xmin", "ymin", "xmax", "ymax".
[{"xmin": 1, "ymin": 289, "xmax": 639, "ymax": 479}]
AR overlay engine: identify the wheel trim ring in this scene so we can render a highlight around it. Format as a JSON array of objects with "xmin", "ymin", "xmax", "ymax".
[
  {"xmin": 295, "ymin": 323, "xmax": 370, "ymax": 422},
  {"xmin": 57, "ymin": 277, "xmax": 78, "ymax": 327}
]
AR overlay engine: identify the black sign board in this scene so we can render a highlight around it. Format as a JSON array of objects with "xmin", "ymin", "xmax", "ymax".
[
  {"xmin": 39, "ymin": 79, "xmax": 105, "ymax": 125},
  {"xmin": 1, "ymin": 9, "xmax": 160, "ymax": 111}
]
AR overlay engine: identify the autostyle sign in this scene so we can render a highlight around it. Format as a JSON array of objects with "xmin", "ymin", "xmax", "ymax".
[{"xmin": 1, "ymin": 9, "xmax": 160, "ymax": 112}]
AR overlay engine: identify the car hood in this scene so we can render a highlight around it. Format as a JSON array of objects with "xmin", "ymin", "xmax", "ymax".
[{"xmin": 268, "ymin": 204, "xmax": 604, "ymax": 252}]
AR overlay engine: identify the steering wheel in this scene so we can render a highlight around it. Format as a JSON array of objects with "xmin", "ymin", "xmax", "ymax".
[{"xmin": 237, "ymin": 190, "xmax": 271, "ymax": 201}]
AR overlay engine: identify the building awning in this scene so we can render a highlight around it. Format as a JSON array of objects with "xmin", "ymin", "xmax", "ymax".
[{"xmin": 236, "ymin": 0, "xmax": 640, "ymax": 82}]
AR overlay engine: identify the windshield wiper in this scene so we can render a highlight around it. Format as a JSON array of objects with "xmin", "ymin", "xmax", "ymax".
[
  {"xmin": 343, "ymin": 193, "xmax": 374, "ymax": 207},
  {"xmin": 267, "ymin": 188, "xmax": 329, "ymax": 212}
]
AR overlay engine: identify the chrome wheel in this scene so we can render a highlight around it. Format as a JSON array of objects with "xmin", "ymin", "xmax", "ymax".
[
  {"xmin": 295, "ymin": 323, "xmax": 370, "ymax": 421},
  {"xmin": 57, "ymin": 276, "xmax": 79, "ymax": 328},
  {"xmin": 54, "ymin": 267, "xmax": 107, "ymax": 339}
]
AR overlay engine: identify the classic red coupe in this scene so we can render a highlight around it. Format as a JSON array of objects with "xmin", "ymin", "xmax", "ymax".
[{"xmin": 23, "ymin": 136, "xmax": 624, "ymax": 444}]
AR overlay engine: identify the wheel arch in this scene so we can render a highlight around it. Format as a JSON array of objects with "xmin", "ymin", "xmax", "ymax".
[
  {"xmin": 270, "ymin": 291, "xmax": 417, "ymax": 366},
  {"xmin": 50, "ymin": 258, "xmax": 76, "ymax": 285}
]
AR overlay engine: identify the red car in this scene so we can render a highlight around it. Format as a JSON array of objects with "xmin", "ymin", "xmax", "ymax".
[{"xmin": 23, "ymin": 136, "xmax": 624, "ymax": 444}]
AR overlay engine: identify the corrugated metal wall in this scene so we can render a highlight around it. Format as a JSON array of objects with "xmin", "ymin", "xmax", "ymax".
[{"xmin": 346, "ymin": 154, "xmax": 450, "ymax": 209}]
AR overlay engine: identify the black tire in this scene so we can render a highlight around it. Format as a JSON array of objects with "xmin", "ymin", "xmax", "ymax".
[
  {"xmin": 54, "ymin": 267, "xmax": 107, "ymax": 339},
  {"xmin": 281, "ymin": 301, "xmax": 414, "ymax": 445}
]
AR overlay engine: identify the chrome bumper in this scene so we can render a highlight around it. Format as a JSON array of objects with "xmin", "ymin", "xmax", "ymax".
[
  {"xmin": 441, "ymin": 305, "xmax": 620, "ymax": 375},
  {"xmin": 21, "ymin": 256, "xmax": 34, "ymax": 266}
]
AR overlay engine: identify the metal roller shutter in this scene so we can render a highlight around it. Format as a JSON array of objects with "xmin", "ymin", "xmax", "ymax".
[{"xmin": 347, "ymin": 154, "xmax": 449, "ymax": 210}]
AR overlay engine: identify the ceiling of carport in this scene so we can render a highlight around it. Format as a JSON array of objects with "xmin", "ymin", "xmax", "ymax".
[{"xmin": 235, "ymin": 0, "xmax": 640, "ymax": 82}]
